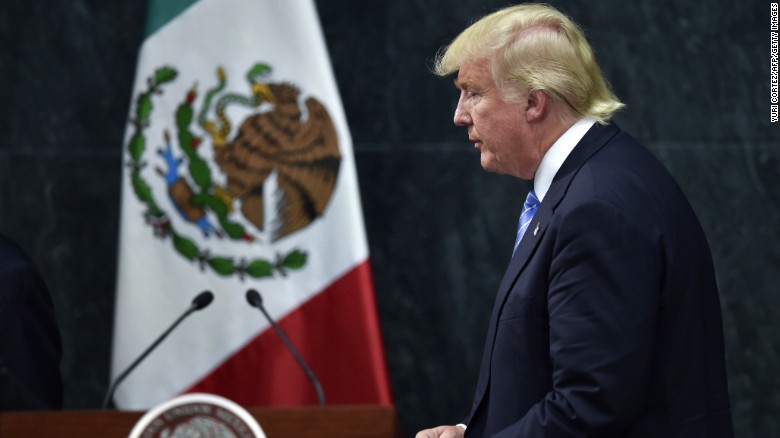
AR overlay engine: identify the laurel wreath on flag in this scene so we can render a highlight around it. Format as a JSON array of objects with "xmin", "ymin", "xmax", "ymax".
[{"xmin": 125, "ymin": 66, "xmax": 307, "ymax": 280}]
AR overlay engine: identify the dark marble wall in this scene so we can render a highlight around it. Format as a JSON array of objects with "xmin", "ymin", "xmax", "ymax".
[{"xmin": 0, "ymin": 0, "xmax": 776, "ymax": 436}]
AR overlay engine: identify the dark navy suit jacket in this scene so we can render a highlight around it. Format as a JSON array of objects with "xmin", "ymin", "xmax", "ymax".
[
  {"xmin": 464, "ymin": 123, "xmax": 733, "ymax": 437},
  {"xmin": 0, "ymin": 233, "xmax": 63, "ymax": 410}
]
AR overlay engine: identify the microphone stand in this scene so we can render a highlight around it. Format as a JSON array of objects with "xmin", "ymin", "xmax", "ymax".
[
  {"xmin": 102, "ymin": 291, "xmax": 214, "ymax": 409},
  {"xmin": 246, "ymin": 289, "xmax": 326, "ymax": 406}
]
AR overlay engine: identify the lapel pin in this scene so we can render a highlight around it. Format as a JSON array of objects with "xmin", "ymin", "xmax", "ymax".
[{"xmin": 534, "ymin": 222, "xmax": 540, "ymax": 236}]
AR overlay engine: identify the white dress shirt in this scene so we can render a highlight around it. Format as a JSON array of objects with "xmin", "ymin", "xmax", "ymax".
[{"xmin": 533, "ymin": 118, "xmax": 596, "ymax": 201}]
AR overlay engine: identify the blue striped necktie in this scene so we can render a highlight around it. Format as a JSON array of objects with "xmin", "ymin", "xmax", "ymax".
[{"xmin": 513, "ymin": 189, "xmax": 540, "ymax": 255}]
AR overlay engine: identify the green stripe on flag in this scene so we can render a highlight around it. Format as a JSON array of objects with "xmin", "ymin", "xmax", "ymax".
[{"xmin": 144, "ymin": 0, "xmax": 200, "ymax": 38}]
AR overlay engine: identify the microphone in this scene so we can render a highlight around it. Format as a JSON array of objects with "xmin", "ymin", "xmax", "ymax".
[
  {"xmin": 102, "ymin": 290, "xmax": 214, "ymax": 409},
  {"xmin": 245, "ymin": 288, "xmax": 326, "ymax": 406}
]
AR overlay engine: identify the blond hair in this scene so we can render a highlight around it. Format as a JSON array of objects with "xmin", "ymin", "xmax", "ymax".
[{"xmin": 433, "ymin": 3, "xmax": 624, "ymax": 123}]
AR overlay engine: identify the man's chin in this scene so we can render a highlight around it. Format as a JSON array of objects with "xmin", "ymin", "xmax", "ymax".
[{"xmin": 480, "ymin": 156, "xmax": 497, "ymax": 173}]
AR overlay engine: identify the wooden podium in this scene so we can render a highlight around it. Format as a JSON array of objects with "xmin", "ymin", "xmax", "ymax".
[{"xmin": 0, "ymin": 405, "xmax": 403, "ymax": 437}]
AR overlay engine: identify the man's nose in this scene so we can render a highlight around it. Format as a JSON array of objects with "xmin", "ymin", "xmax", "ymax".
[{"xmin": 454, "ymin": 101, "xmax": 470, "ymax": 126}]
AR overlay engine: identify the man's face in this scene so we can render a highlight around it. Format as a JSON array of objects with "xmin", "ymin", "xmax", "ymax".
[{"xmin": 453, "ymin": 60, "xmax": 539, "ymax": 180}]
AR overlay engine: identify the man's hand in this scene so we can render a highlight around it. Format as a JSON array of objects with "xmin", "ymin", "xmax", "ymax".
[{"xmin": 415, "ymin": 425, "xmax": 465, "ymax": 438}]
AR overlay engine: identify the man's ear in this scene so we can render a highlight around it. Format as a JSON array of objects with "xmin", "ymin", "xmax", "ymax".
[{"xmin": 525, "ymin": 89, "xmax": 549, "ymax": 122}]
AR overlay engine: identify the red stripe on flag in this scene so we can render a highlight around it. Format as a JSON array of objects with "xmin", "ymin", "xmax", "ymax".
[{"xmin": 184, "ymin": 260, "xmax": 393, "ymax": 406}]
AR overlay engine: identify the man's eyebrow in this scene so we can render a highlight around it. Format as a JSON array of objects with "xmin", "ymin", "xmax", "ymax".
[{"xmin": 453, "ymin": 79, "xmax": 468, "ymax": 89}]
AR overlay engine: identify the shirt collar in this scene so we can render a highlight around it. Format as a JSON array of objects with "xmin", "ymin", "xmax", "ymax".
[{"xmin": 533, "ymin": 118, "xmax": 596, "ymax": 201}]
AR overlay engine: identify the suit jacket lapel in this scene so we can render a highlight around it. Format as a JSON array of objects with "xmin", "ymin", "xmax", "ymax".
[{"xmin": 467, "ymin": 122, "xmax": 622, "ymax": 425}]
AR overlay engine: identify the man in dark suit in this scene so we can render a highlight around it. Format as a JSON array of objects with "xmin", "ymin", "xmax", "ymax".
[
  {"xmin": 0, "ymin": 232, "xmax": 63, "ymax": 410},
  {"xmin": 417, "ymin": 4, "xmax": 732, "ymax": 437}
]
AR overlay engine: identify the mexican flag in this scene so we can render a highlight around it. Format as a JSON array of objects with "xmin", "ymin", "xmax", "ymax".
[{"xmin": 111, "ymin": 0, "xmax": 391, "ymax": 409}]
